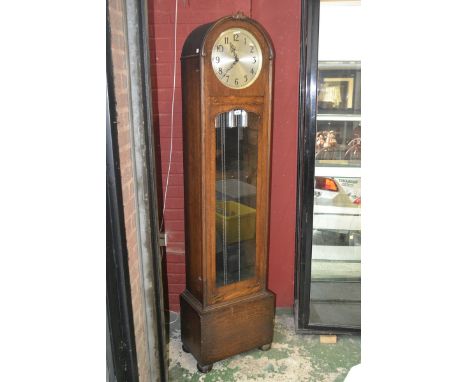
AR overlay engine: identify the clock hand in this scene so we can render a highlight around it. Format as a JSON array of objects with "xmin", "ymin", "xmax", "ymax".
[
  {"xmin": 221, "ymin": 59, "xmax": 238, "ymax": 79},
  {"xmin": 219, "ymin": 42, "xmax": 240, "ymax": 79},
  {"xmin": 230, "ymin": 43, "xmax": 239, "ymax": 62}
]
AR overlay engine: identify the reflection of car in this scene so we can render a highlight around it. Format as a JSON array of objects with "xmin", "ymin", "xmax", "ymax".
[
  {"xmin": 313, "ymin": 176, "xmax": 361, "ymax": 249},
  {"xmin": 314, "ymin": 176, "xmax": 358, "ymax": 208}
]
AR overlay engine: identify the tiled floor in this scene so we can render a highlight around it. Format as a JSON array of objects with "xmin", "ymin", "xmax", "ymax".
[{"xmin": 168, "ymin": 308, "xmax": 360, "ymax": 381}]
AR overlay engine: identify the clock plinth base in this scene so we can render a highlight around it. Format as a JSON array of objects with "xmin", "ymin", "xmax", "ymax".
[{"xmin": 180, "ymin": 289, "xmax": 275, "ymax": 367}]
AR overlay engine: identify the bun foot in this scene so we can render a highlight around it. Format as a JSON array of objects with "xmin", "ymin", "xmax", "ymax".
[
  {"xmin": 182, "ymin": 344, "xmax": 190, "ymax": 353},
  {"xmin": 197, "ymin": 363, "xmax": 213, "ymax": 373},
  {"xmin": 259, "ymin": 343, "xmax": 271, "ymax": 351}
]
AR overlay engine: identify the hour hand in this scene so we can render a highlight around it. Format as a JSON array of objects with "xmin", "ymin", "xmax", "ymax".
[{"xmin": 230, "ymin": 43, "xmax": 239, "ymax": 62}]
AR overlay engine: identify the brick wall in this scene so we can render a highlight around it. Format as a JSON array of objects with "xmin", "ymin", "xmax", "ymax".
[
  {"xmin": 108, "ymin": 0, "xmax": 151, "ymax": 380},
  {"xmin": 148, "ymin": 0, "xmax": 301, "ymax": 311},
  {"xmin": 148, "ymin": 0, "xmax": 251, "ymax": 313}
]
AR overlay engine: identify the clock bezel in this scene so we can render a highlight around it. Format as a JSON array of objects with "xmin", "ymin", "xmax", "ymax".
[{"xmin": 210, "ymin": 28, "xmax": 263, "ymax": 90}]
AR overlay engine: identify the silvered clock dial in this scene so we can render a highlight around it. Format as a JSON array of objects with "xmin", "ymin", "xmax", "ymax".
[{"xmin": 211, "ymin": 28, "xmax": 262, "ymax": 89}]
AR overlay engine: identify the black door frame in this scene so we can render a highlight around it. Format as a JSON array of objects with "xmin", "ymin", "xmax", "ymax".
[{"xmin": 294, "ymin": 0, "xmax": 360, "ymax": 335}]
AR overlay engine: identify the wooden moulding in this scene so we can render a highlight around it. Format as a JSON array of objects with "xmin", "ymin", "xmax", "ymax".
[{"xmin": 180, "ymin": 289, "xmax": 275, "ymax": 367}]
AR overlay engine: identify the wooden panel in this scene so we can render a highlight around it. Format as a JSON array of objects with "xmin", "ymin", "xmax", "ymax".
[
  {"xmin": 180, "ymin": 290, "xmax": 275, "ymax": 366},
  {"xmin": 181, "ymin": 56, "xmax": 203, "ymax": 302},
  {"xmin": 201, "ymin": 292, "xmax": 275, "ymax": 364},
  {"xmin": 180, "ymin": 291, "xmax": 202, "ymax": 361}
]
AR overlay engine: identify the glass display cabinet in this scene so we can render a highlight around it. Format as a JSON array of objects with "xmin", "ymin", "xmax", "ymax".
[
  {"xmin": 180, "ymin": 13, "xmax": 275, "ymax": 373},
  {"xmin": 295, "ymin": 0, "xmax": 361, "ymax": 334},
  {"xmin": 310, "ymin": 60, "xmax": 361, "ymax": 330}
]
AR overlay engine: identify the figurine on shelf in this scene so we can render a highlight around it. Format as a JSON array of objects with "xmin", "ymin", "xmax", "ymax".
[
  {"xmin": 344, "ymin": 137, "xmax": 361, "ymax": 160},
  {"xmin": 316, "ymin": 132, "xmax": 325, "ymax": 151},
  {"xmin": 316, "ymin": 130, "xmax": 338, "ymax": 159},
  {"xmin": 344, "ymin": 125, "xmax": 361, "ymax": 160},
  {"xmin": 323, "ymin": 130, "xmax": 337, "ymax": 149}
]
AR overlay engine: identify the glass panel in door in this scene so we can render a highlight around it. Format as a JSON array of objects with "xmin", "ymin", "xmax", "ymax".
[
  {"xmin": 215, "ymin": 110, "xmax": 259, "ymax": 287},
  {"xmin": 309, "ymin": 0, "xmax": 361, "ymax": 328}
]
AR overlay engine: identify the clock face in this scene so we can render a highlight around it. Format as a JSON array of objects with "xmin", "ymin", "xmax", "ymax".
[{"xmin": 211, "ymin": 28, "xmax": 262, "ymax": 89}]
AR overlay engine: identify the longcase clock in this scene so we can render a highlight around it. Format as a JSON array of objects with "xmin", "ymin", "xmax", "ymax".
[{"xmin": 180, "ymin": 13, "xmax": 275, "ymax": 373}]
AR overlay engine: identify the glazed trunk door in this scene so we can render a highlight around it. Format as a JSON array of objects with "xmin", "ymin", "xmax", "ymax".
[{"xmin": 206, "ymin": 102, "xmax": 267, "ymax": 305}]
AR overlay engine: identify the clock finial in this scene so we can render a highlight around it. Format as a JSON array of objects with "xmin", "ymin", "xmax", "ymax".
[{"xmin": 233, "ymin": 11, "xmax": 247, "ymax": 19}]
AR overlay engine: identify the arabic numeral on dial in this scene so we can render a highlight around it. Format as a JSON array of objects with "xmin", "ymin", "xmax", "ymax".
[
  {"xmin": 215, "ymin": 56, "xmax": 220, "ymax": 63},
  {"xmin": 233, "ymin": 34, "xmax": 239, "ymax": 41},
  {"xmin": 250, "ymin": 46, "xmax": 254, "ymax": 53},
  {"xmin": 244, "ymin": 75, "xmax": 248, "ymax": 82},
  {"xmin": 250, "ymin": 68, "xmax": 254, "ymax": 75},
  {"xmin": 244, "ymin": 37, "xmax": 247, "ymax": 45},
  {"xmin": 225, "ymin": 75, "xmax": 229, "ymax": 82},
  {"xmin": 224, "ymin": 37, "xmax": 229, "ymax": 44},
  {"xmin": 217, "ymin": 45, "xmax": 223, "ymax": 52},
  {"xmin": 252, "ymin": 56, "xmax": 256, "ymax": 63},
  {"xmin": 218, "ymin": 67, "xmax": 222, "ymax": 74},
  {"xmin": 235, "ymin": 78, "xmax": 239, "ymax": 85}
]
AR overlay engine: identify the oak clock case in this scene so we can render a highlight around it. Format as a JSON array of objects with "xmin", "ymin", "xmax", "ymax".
[{"xmin": 180, "ymin": 14, "xmax": 275, "ymax": 373}]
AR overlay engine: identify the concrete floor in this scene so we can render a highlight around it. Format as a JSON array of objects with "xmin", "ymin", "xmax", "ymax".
[{"xmin": 168, "ymin": 308, "xmax": 360, "ymax": 381}]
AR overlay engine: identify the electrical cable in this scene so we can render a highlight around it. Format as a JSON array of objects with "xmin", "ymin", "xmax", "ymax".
[{"xmin": 160, "ymin": 0, "xmax": 178, "ymax": 234}]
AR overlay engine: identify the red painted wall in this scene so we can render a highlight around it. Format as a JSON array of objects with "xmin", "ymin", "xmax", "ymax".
[
  {"xmin": 148, "ymin": 0, "xmax": 301, "ymax": 311},
  {"xmin": 252, "ymin": 0, "xmax": 301, "ymax": 308}
]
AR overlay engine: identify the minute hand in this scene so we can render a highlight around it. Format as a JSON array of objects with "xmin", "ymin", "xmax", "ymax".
[
  {"xmin": 221, "ymin": 59, "xmax": 238, "ymax": 79},
  {"xmin": 221, "ymin": 45, "xmax": 239, "ymax": 79}
]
